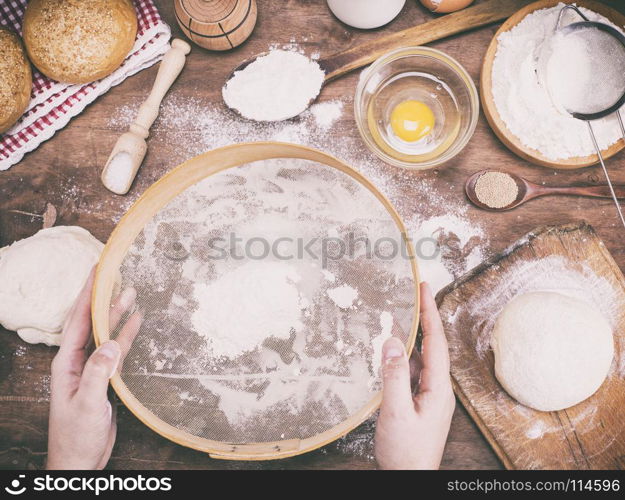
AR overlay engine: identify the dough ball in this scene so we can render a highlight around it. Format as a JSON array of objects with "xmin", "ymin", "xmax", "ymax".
[
  {"xmin": 492, "ymin": 291, "xmax": 614, "ymax": 412},
  {"xmin": 22, "ymin": 0, "xmax": 137, "ymax": 84},
  {"xmin": 0, "ymin": 28, "xmax": 32, "ymax": 133},
  {"xmin": 0, "ymin": 226, "xmax": 103, "ymax": 346}
]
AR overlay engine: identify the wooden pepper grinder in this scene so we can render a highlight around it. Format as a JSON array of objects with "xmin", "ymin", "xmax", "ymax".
[{"xmin": 174, "ymin": 0, "xmax": 257, "ymax": 51}]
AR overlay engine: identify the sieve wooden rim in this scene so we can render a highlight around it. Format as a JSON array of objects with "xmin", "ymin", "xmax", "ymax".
[
  {"xmin": 92, "ymin": 142, "xmax": 420, "ymax": 461},
  {"xmin": 480, "ymin": 0, "xmax": 625, "ymax": 170}
]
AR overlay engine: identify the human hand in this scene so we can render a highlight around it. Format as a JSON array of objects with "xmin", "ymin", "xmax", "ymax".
[
  {"xmin": 47, "ymin": 268, "xmax": 142, "ymax": 470},
  {"xmin": 374, "ymin": 282, "xmax": 455, "ymax": 470}
]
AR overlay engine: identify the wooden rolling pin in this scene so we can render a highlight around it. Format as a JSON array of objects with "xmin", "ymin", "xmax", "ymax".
[
  {"xmin": 318, "ymin": 0, "xmax": 535, "ymax": 81},
  {"xmin": 102, "ymin": 39, "xmax": 191, "ymax": 195}
]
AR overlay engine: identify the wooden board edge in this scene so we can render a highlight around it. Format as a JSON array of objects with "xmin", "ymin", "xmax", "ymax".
[{"xmin": 435, "ymin": 221, "xmax": 592, "ymax": 306}]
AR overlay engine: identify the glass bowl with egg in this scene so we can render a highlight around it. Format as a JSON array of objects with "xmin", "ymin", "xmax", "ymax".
[{"xmin": 355, "ymin": 47, "xmax": 479, "ymax": 169}]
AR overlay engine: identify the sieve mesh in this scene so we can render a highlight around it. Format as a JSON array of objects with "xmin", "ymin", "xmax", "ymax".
[{"xmin": 108, "ymin": 157, "xmax": 417, "ymax": 447}]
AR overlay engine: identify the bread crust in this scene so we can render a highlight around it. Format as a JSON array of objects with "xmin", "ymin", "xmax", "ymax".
[
  {"xmin": 23, "ymin": 0, "xmax": 138, "ymax": 84},
  {"xmin": 0, "ymin": 28, "xmax": 32, "ymax": 134}
]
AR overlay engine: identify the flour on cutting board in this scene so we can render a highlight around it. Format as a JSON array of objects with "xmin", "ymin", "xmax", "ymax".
[
  {"xmin": 464, "ymin": 255, "xmax": 622, "ymax": 366},
  {"xmin": 447, "ymin": 253, "xmax": 624, "ymax": 447},
  {"xmin": 407, "ymin": 213, "xmax": 486, "ymax": 294}
]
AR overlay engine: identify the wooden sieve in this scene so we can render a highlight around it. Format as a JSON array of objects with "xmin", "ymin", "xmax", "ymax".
[{"xmin": 92, "ymin": 142, "xmax": 419, "ymax": 460}]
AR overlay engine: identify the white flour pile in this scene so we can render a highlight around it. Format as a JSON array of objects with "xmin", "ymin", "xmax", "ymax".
[
  {"xmin": 222, "ymin": 49, "xmax": 325, "ymax": 122},
  {"xmin": 544, "ymin": 28, "xmax": 625, "ymax": 116},
  {"xmin": 327, "ymin": 284, "xmax": 359, "ymax": 309},
  {"xmin": 492, "ymin": 3, "xmax": 625, "ymax": 160},
  {"xmin": 192, "ymin": 262, "xmax": 305, "ymax": 358}
]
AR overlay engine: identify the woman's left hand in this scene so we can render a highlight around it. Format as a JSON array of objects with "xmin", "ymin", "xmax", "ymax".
[{"xmin": 47, "ymin": 268, "xmax": 142, "ymax": 470}]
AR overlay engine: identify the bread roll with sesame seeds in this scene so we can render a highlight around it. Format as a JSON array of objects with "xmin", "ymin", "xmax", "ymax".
[
  {"xmin": 23, "ymin": 0, "xmax": 137, "ymax": 84},
  {"xmin": 0, "ymin": 28, "xmax": 32, "ymax": 134}
]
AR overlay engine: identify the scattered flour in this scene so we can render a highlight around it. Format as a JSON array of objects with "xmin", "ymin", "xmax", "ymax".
[
  {"xmin": 117, "ymin": 156, "xmax": 417, "ymax": 442},
  {"xmin": 322, "ymin": 269, "xmax": 336, "ymax": 282},
  {"xmin": 461, "ymin": 255, "xmax": 623, "ymax": 364},
  {"xmin": 441, "ymin": 250, "xmax": 625, "ymax": 468},
  {"xmin": 379, "ymin": 311, "xmax": 393, "ymax": 336},
  {"xmin": 103, "ymin": 63, "xmax": 492, "ymax": 451},
  {"xmin": 327, "ymin": 284, "xmax": 358, "ymax": 309},
  {"xmin": 222, "ymin": 49, "xmax": 325, "ymax": 122},
  {"xmin": 192, "ymin": 262, "xmax": 305, "ymax": 359},
  {"xmin": 310, "ymin": 100, "xmax": 344, "ymax": 130}
]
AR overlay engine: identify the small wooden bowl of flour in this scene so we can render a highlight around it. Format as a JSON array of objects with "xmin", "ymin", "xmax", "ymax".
[{"xmin": 481, "ymin": 0, "xmax": 625, "ymax": 169}]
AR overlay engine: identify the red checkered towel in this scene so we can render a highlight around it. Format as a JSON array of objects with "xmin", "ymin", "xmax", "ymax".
[{"xmin": 0, "ymin": 0, "xmax": 171, "ymax": 170}]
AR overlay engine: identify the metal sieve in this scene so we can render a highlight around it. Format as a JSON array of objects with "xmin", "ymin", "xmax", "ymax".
[
  {"xmin": 92, "ymin": 143, "xmax": 419, "ymax": 460},
  {"xmin": 543, "ymin": 4, "xmax": 625, "ymax": 228}
]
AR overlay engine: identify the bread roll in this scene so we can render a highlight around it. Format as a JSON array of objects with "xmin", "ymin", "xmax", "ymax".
[
  {"xmin": 23, "ymin": 0, "xmax": 138, "ymax": 84},
  {"xmin": 0, "ymin": 28, "xmax": 32, "ymax": 134}
]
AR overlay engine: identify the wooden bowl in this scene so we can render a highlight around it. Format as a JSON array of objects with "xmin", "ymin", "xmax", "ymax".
[
  {"xmin": 92, "ymin": 142, "xmax": 419, "ymax": 460},
  {"xmin": 174, "ymin": 0, "xmax": 257, "ymax": 51},
  {"xmin": 481, "ymin": 0, "xmax": 625, "ymax": 169}
]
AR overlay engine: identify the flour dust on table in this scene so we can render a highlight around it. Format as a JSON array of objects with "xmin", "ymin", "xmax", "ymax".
[
  {"xmin": 108, "ymin": 84, "xmax": 490, "ymax": 296},
  {"xmin": 101, "ymin": 67, "xmax": 491, "ymax": 451}
]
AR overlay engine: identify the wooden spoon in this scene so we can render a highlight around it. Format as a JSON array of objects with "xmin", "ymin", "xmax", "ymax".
[
  {"xmin": 224, "ymin": 0, "xmax": 534, "ymax": 121},
  {"xmin": 465, "ymin": 169, "xmax": 625, "ymax": 211}
]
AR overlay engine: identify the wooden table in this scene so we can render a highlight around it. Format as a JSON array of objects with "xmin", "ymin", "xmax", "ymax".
[{"xmin": 1, "ymin": 0, "xmax": 624, "ymax": 470}]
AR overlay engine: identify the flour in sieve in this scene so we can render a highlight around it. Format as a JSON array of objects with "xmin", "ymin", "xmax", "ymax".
[
  {"xmin": 491, "ymin": 3, "xmax": 625, "ymax": 160},
  {"xmin": 192, "ymin": 262, "xmax": 306, "ymax": 359},
  {"xmin": 310, "ymin": 100, "xmax": 344, "ymax": 130},
  {"xmin": 116, "ymin": 157, "xmax": 417, "ymax": 440},
  {"xmin": 327, "ymin": 284, "xmax": 358, "ymax": 309},
  {"xmin": 407, "ymin": 213, "xmax": 486, "ymax": 294}
]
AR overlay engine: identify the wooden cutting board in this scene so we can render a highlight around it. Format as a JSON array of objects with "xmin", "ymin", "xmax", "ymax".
[{"xmin": 437, "ymin": 222, "xmax": 625, "ymax": 470}]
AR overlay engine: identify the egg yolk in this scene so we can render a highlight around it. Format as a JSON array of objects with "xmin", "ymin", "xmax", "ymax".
[{"xmin": 390, "ymin": 100, "xmax": 435, "ymax": 142}]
